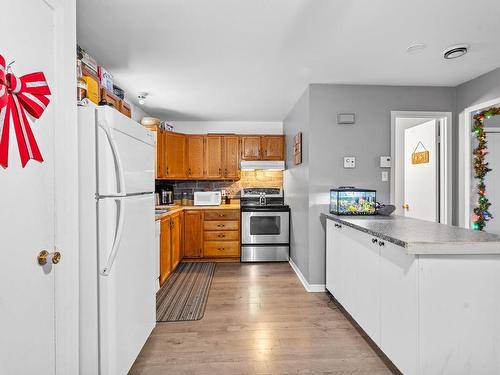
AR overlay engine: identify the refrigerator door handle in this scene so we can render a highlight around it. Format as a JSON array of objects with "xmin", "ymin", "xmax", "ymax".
[
  {"xmin": 101, "ymin": 198, "xmax": 126, "ymax": 276},
  {"xmin": 98, "ymin": 120, "xmax": 126, "ymax": 197}
]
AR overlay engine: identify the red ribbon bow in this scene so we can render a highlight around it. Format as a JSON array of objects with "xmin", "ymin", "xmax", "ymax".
[{"xmin": 0, "ymin": 54, "xmax": 51, "ymax": 168}]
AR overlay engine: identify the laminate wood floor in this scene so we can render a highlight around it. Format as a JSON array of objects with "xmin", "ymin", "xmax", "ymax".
[{"xmin": 129, "ymin": 263, "xmax": 395, "ymax": 375}]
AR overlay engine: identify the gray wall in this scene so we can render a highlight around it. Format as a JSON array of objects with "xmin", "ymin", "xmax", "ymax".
[
  {"xmin": 456, "ymin": 68, "xmax": 500, "ymax": 112},
  {"xmin": 284, "ymin": 84, "xmax": 456, "ymax": 285},
  {"xmin": 283, "ymin": 89, "xmax": 310, "ymax": 281}
]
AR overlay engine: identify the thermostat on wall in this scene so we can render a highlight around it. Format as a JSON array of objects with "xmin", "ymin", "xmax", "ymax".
[
  {"xmin": 337, "ymin": 113, "xmax": 355, "ymax": 124},
  {"xmin": 380, "ymin": 156, "xmax": 391, "ymax": 168}
]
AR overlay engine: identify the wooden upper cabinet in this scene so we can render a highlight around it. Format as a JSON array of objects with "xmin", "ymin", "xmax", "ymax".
[
  {"xmin": 186, "ymin": 135, "xmax": 205, "ymax": 179},
  {"xmin": 155, "ymin": 131, "xmax": 282, "ymax": 179},
  {"xmin": 183, "ymin": 211, "xmax": 203, "ymax": 258},
  {"xmin": 164, "ymin": 132, "xmax": 186, "ymax": 178},
  {"xmin": 222, "ymin": 136, "xmax": 240, "ymax": 179},
  {"xmin": 241, "ymin": 135, "xmax": 285, "ymax": 161},
  {"xmin": 241, "ymin": 136, "xmax": 261, "ymax": 160},
  {"xmin": 205, "ymin": 136, "xmax": 223, "ymax": 179},
  {"xmin": 261, "ymin": 135, "xmax": 285, "ymax": 160}
]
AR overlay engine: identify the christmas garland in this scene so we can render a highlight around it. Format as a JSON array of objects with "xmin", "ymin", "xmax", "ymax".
[{"xmin": 472, "ymin": 107, "xmax": 500, "ymax": 230}]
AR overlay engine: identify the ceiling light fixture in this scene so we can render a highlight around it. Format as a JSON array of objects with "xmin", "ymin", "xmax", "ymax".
[
  {"xmin": 137, "ymin": 92, "xmax": 148, "ymax": 105},
  {"xmin": 406, "ymin": 43, "xmax": 426, "ymax": 54},
  {"xmin": 443, "ymin": 44, "xmax": 469, "ymax": 60}
]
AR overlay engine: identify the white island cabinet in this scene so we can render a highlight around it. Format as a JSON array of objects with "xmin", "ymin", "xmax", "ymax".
[{"xmin": 325, "ymin": 215, "xmax": 500, "ymax": 375}]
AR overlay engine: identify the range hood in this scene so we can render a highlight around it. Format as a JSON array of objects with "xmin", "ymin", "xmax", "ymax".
[{"xmin": 240, "ymin": 160, "xmax": 285, "ymax": 171}]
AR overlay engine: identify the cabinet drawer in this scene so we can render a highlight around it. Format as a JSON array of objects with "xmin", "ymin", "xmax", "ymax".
[
  {"xmin": 204, "ymin": 220, "xmax": 239, "ymax": 231},
  {"xmin": 204, "ymin": 210, "xmax": 240, "ymax": 221},
  {"xmin": 204, "ymin": 231, "xmax": 239, "ymax": 241},
  {"xmin": 204, "ymin": 241, "xmax": 240, "ymax": 257}
]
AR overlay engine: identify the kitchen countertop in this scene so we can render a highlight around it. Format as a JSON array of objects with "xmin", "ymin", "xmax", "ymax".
[
  {"xmin": 323, "ymin": 213, "xmax": 500, "ymax": 255},
  {"xmin": 155, "ymin": 203, "xmax": 240, "ymax": 220}
]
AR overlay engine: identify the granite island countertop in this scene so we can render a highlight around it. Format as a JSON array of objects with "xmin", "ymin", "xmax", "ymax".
[
  {"xmin": 323, "ymin": 213, "xmax": 500, "ymax": 255},
  {"xmin": 156, "ymin": 203, "xmax": 241, "ymax": 221}
]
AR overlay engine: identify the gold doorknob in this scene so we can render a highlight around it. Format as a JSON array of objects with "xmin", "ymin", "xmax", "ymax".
[
  {"xmin": 38, "ymin": 250, "xmax": 49, "ymax": 265},
  {"xmin": 52, "ymin": 252, "xmax": 62, "ymax": 264},
  {"xmin": 402, "ymin": 204, "xmax": 409, "ymax": 210},
  {"xmin": 38, "ymin": 250, "xmax": 62, "ymax": 265}
]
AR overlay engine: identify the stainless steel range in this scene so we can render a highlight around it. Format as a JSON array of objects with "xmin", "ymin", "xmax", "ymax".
[{"xmin": 240, "ymin": 187, "xmax": 290, "ymax": 262}]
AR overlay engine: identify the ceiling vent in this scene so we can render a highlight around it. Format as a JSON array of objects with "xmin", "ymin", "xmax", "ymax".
[{"xmin": 443, "ymin": 44, "xmax": 469, "ymax": 60}]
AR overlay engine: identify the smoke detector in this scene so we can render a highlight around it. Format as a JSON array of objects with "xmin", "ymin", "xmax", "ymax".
[
  {"xmin": 137, "ymin": 92, "xmax": 148, "ymax": 105},
  {"xmin": 443, "ymin": 44, "xmax": 469, "ymax": 60}
]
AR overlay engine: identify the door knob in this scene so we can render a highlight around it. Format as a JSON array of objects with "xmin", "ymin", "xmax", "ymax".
[
  {"xmin": 38, "ymin": 250, "xmax": 62, "ymax": 265},
  {"xmin": 402, "ymin": 204, "xmax": 409, "ymax": 210}
]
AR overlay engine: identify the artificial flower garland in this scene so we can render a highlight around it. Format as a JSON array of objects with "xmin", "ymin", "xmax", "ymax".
[{"xmin": 471, "ymin": 107, "xmax": 500, "ymax": 230}]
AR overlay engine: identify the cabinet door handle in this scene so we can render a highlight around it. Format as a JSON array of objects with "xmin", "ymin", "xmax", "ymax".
[
  {"xmin": 219, "ymin": 168, "xmax": 222, "ymax": 175},
  {"xmin": 218, "ymin": 234, "xmax": 225, "ymax": 238},
  {"xmin": 217, "ymin": 224, "xmax": 225, "ymax": 228},
  {"xmin": 372, "ymin": 238, "xmax": 378, "ymax": 244},
  {"xmin": 378, "ymin": 241, "xmax": 385, "ymax": 247},
  {"xmin": 217, "ymin": 247, "xmax": 225, "ymax": 251}
]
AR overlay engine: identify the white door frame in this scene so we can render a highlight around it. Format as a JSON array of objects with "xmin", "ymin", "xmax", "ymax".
[
  {"xmin": 390, "ymin": 111, "xmax": 453, "ymax": 224},
  {"xmin": 458, "ymin": 96, "xmax": 500, "ymax": 229},
  {"xmin": 51, "ymin": 0, "xmax": 79, "ymax": 373}
]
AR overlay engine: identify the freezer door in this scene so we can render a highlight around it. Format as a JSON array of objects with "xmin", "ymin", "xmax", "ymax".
[
  {"xmin": 98, "ymin": 194, "xmax": 155, "ymax": 375},
  {"xmin": 97, "ymin": 106, "xmax": 155, "ymax": 196}
]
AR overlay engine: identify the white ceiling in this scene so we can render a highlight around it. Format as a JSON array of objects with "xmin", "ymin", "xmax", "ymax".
[{"xmin": 77, "ymin": 0, "xmax": 500, "ymax": 121}]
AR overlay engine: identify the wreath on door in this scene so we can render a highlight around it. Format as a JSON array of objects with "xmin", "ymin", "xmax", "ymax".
[{"xmin": 472, "ymin": 107, "xmax": 500, "ymax": 230}]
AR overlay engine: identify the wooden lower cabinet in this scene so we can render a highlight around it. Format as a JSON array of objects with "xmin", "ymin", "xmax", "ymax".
[
  {"xmin": 171, "ymin": 212, "xmax": 182, "ymax": 270},
  {"xmin": 160, "ymin": 209, "xmax": 240, "ymax": 272},
  {"xmin": 159, "ymin": 216, "xmax": 172, "ymax": 285},
  {"xmin": 203, "ymin": 210, "xmax": 240, "ymax": 258},
  {"xmin": 159, "ymin": 211, "xmax": 183, "ymax": 286},
  {"xmin": 183, "ymin": 211, "xmax": 203, "ymax": 258},
  {"xmin": 203, "ymin": 241, "xmax": 240, "ymax": 257},
  {"xmin": 203, "ymin": 230, "xmax": 239, "ymax": 241},
  {"xmin": 203, "ymin": 220, "xmax": 239, "ymax": 231}
]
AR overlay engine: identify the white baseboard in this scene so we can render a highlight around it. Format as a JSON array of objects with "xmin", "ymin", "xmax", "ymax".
[{"xmin": 289, "ymin": 258, "xmax": 326, "ymax": 293}]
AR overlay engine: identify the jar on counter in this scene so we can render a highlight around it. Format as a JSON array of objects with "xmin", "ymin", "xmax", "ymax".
[{"xmin": 181, "ymin": 192, "xmax": 189, "ymax": 206}]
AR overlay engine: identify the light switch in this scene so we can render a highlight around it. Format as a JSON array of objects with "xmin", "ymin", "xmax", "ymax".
[
  {"xmin": 344, "ymin": 157, "xmax": 356, "ymax": 168},
  {"xmin": 382, "ymin": 171, "xmax": 389, "ymax": 182}
]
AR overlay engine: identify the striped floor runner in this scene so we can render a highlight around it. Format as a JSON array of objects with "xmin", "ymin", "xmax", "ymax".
[{"xmin": 156, "ymin": 262, "xmax": 216, "ymax": 322}]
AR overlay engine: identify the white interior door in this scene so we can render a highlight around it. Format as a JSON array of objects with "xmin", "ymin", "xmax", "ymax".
[
  {"xmin": 404, "ymin": 120, "xmax": 438, "ymax": 222},
  {"xmin": 0, "ymin": 1, "xmax": 59, "ymax": 373},
  {"xmin": 483, "ymin": 132, "xmax": 500, "ymax": 234}
]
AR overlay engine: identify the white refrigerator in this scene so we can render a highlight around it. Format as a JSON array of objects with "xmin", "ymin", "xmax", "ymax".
[{"xmin": 78, "ymin": 106, "xmax": 156, "ymax": 375}]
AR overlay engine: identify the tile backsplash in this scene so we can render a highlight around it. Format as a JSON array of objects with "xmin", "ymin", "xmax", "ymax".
[{"xmin": 157, "ymin": 170, "xmax": 283, "ymax": 200}]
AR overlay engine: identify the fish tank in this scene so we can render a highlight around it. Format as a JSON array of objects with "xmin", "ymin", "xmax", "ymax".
[{"xmin": 330, "ymin": 187, "xmax": 376, "ymax": 215}]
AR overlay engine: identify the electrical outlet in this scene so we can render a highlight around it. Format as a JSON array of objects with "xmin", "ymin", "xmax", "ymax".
[
  {"xmin": 343, "ymin": 157, "xmax": 356, "ymax": 168},
  {"xmin": 382, "ymin": 171, "xmax": 389, "ymax": 182}
]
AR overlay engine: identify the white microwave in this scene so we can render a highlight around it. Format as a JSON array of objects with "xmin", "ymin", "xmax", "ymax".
[{"xmin": 193, "ymin": 191, "xmax": 221, "ymax": 206}]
